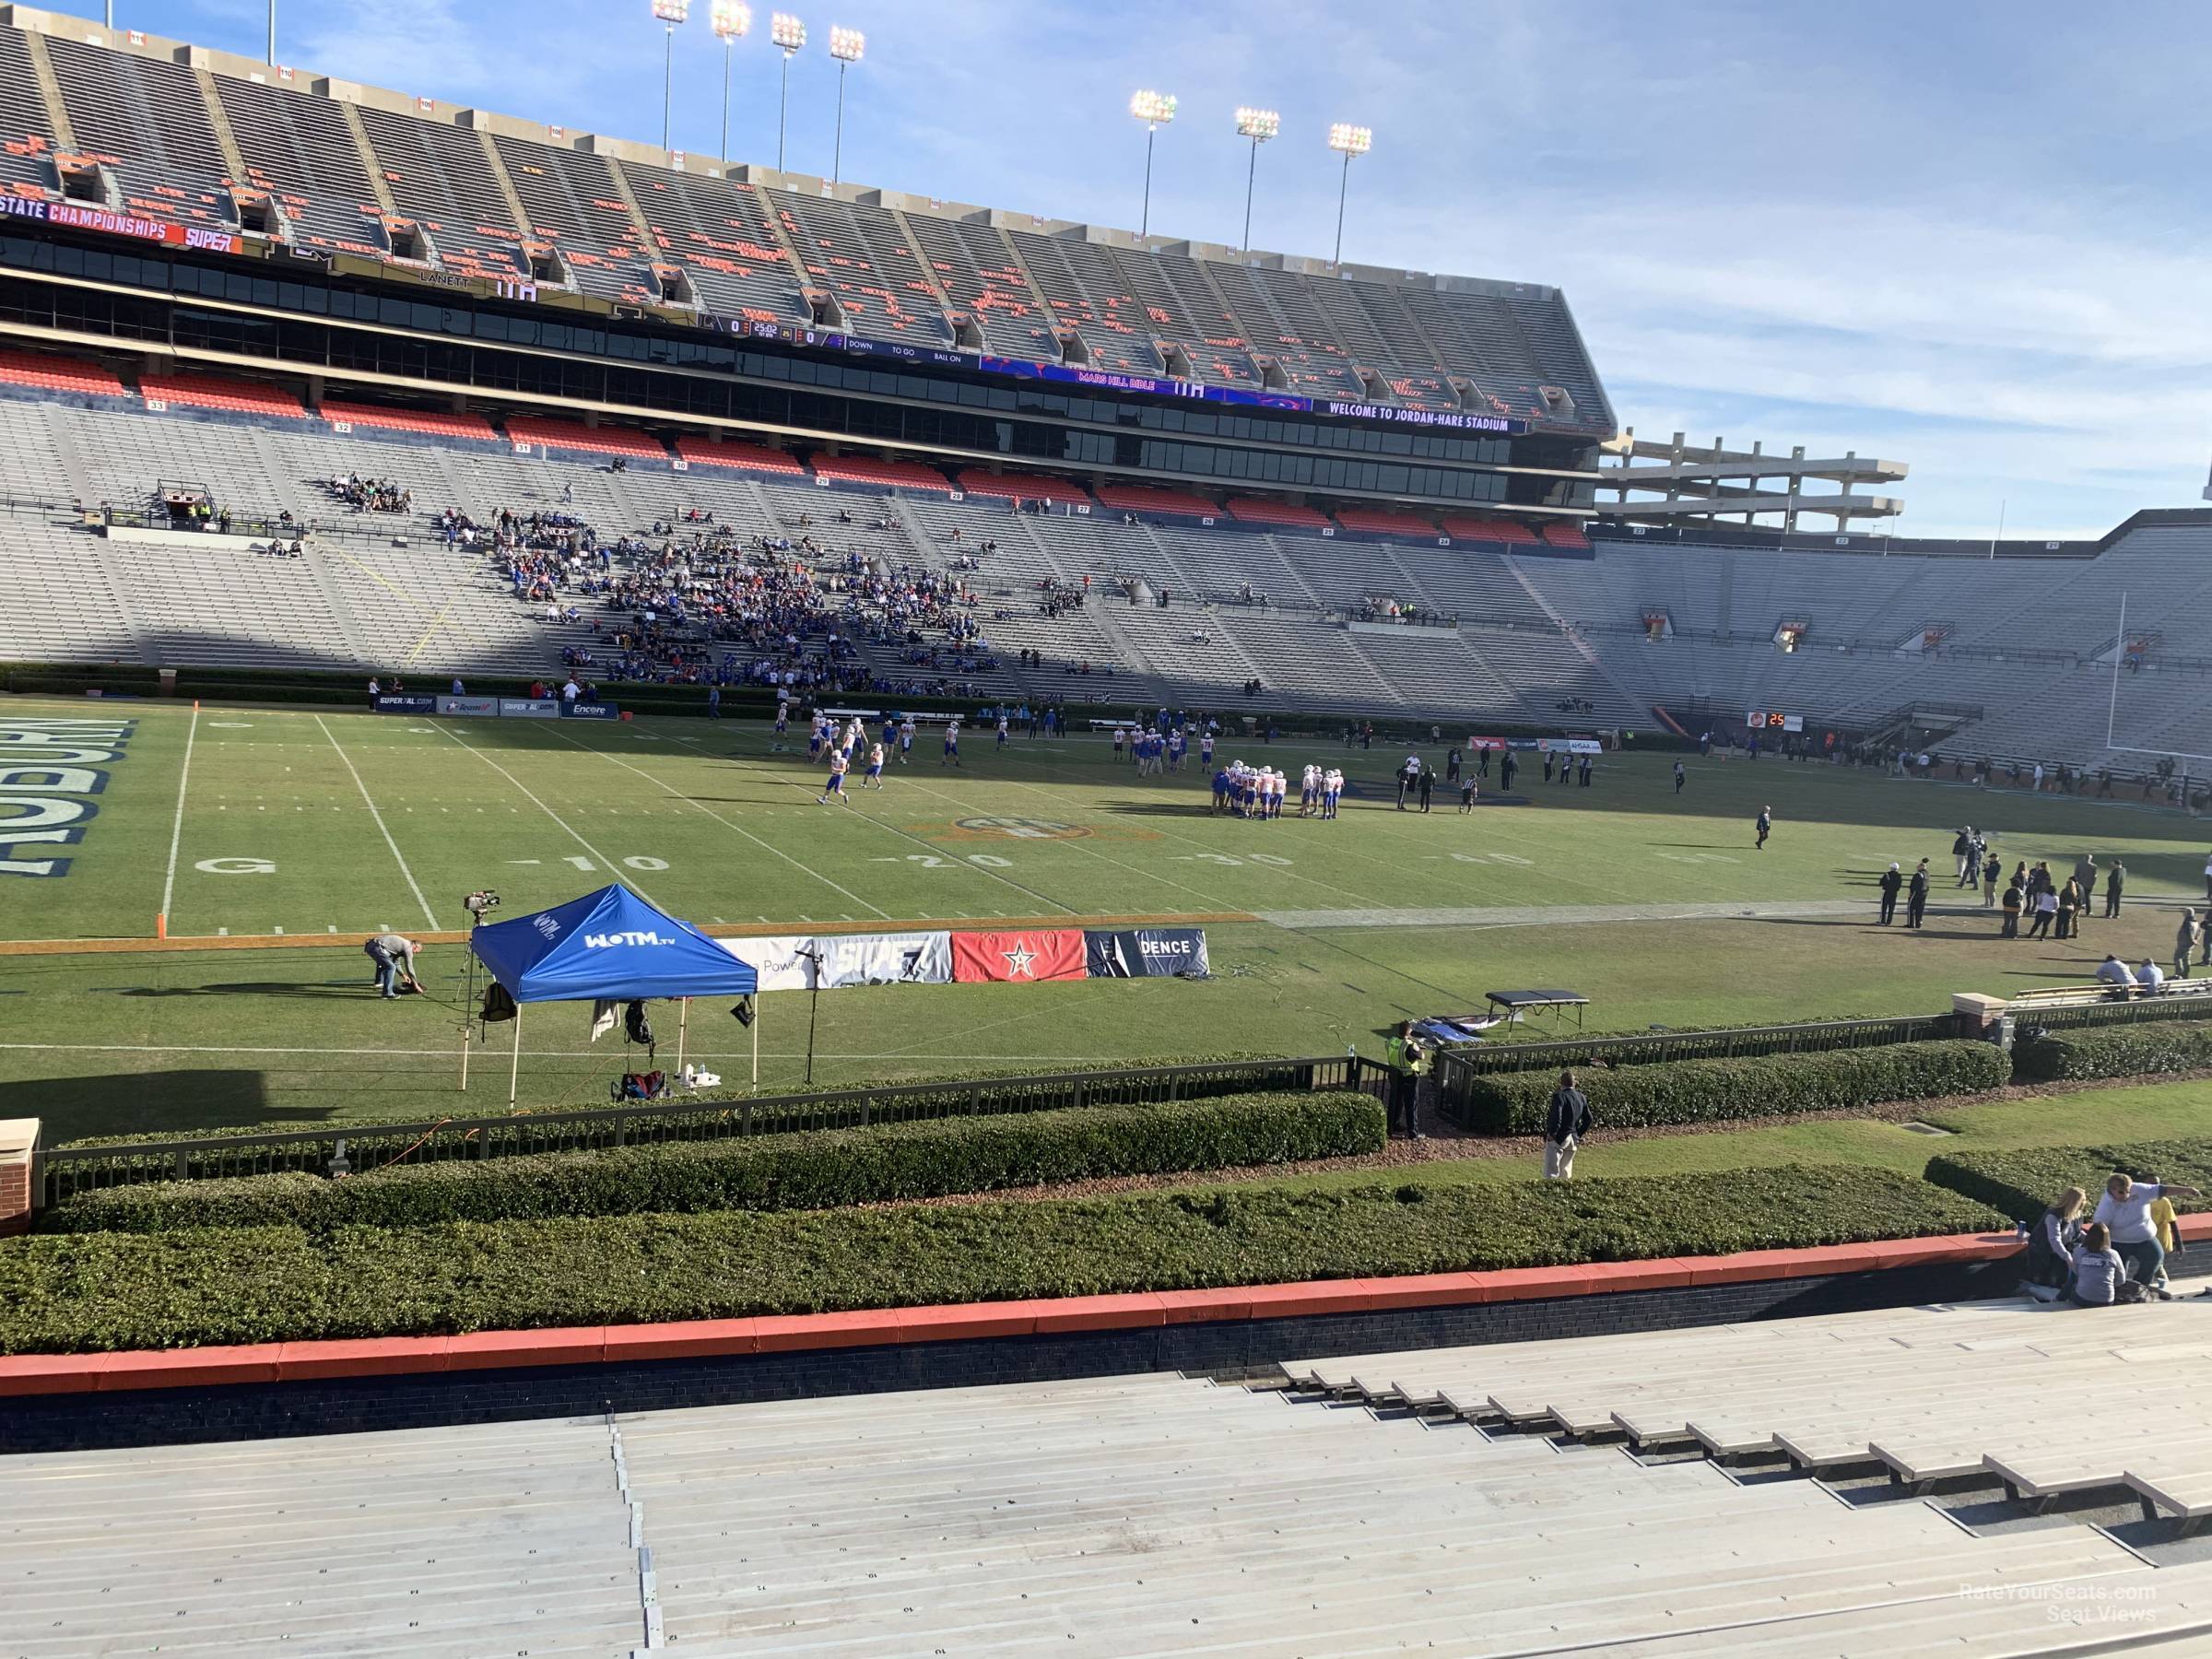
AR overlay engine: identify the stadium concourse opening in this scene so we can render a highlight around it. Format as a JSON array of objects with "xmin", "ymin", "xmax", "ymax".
[{"xmin": 8, "ymin": 6, "xmax": 2212, "ymax": 1657}]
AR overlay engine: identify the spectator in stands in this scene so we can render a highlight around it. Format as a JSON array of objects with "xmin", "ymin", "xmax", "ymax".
[
  {"xmin": 2096, "ymin": 1172, "xmax": 2200, "ymax": 1291},
  {"xmin": 1906, "ymin": 858, "xmax": 1930, "ymax": 930},
  {"xmin": 1877, "ymin": 863, "xmax": 1902, "ymax": 926},
  {"xmin": 2024, "ymin": 1187, "xmax": 2085, "ymax": 1295},
  {"xmin": 2180, "ymin": 911, "xmax": 2204, "ymax": 980},
  {"xmin": 2139, "ymin": 957, "xmax": 2166, "ymax": 994},
  {"xmin": 2105, "ymin": 861, "xmax": 2126, "ymax": 918},
  {"xmin": 2070, "ymin": 1222, "xmax": 2124, "ymax": 1306},
  {"xmin": 1543, "ymin": 1071, "xmax": 1592, "ymax": 1181},
  {"xmin": 2097, "ymin": 955, "xmax": 2136, "ymax": 994}
]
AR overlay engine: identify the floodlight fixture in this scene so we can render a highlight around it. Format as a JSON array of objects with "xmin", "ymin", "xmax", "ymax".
[
  {"xmin": 771, "ymin": 13, "xmax": 806, "ymax": 171},
  {"xmin": 1234, "ymin": 107, "xmax": 1279, "ymax": 251},
  {"xmin": 653, "ymin": 0, "xmax": 691, "ymax": 152},
  {"xmin": 711, "ymin": 0, "xmax": 751, "ymax": 161},
  {"xmin": 1128, "ymin": 90, "xmax": 1177, "ymax": 237},
  {"xmin": 1326, "ymin": 123, "xmax": 1372, "ymax": 265},
  {"xmin": 825, "ymin": 25, "xmax": 865, "ymax": 182}
]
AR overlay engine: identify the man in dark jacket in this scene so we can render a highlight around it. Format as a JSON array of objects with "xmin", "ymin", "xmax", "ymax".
[
  {"xmin": 1877, "ymin": 863, "xmax": 1903, "ymax": 925},
  {"xmin": 1544, "ymin": 1070, "xmax": 1592, "ymax": 1180},
  {"xmin": 2105, "ymin": 861, "xmax": 2126, "ymax": 918},
  {"xmin": 1906, "ymin": 859, "xmax": 1932, "ymax": 929}
]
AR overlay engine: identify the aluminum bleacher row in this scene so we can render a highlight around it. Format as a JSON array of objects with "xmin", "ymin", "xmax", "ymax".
[
  {"xmin": 7, "ymin": 359, "xmax": 2212, "ymax": 761},
  {"xmin": 0, "ymin": 17, "xmax": 1609, "ymax": 434},
  {"xmin": 9, "ymin": 1360, "xmax": 2212, "ymax": 1655}
]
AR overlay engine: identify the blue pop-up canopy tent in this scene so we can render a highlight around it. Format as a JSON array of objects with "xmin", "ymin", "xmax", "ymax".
[{"xmin": 469, "ymin": 886, "xmax": 758, "ymax": 1103}]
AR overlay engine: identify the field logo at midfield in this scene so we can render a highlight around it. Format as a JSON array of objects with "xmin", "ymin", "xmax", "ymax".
[
  {"xmin": 949, "ymin": 816, "xmax": 1092, "ymax": 841},
  {"xmin": 0, "ymin": 718, "xmax": 133, "ymax": 877}
]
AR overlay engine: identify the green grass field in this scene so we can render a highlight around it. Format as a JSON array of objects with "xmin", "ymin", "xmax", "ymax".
[{"xmin": 6, "ymin": 692, "xmax": 2211, "ymax": 1147}]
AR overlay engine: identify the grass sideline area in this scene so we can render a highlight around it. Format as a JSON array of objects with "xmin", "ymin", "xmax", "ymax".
[
  {"xmin": 7, "ymin": 693, "xmax": 2210, "ymax": 1143},
  {"xmin": 0, "ymin": 1165, "xmax": 2003, "ymax": 1354}
]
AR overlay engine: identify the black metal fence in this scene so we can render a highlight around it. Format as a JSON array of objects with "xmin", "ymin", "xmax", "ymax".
[{"xmin": 33, "ymin": 1054, "xmax": 1379, "ymax": 1209}]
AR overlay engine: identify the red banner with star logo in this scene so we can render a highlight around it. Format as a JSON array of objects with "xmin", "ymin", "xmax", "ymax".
[{"xmin": 949, "ymin": 929, "xmax": 1088, "ymax": 983}]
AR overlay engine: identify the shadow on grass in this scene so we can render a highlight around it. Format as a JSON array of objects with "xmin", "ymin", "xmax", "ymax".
[
  {"xmin": 118, "ymin": 981, "xmax": 370, "ymax": 999},
  {"xmin": 1, "ymin": 1069, "xmax": 325, "ymax": 1143}
]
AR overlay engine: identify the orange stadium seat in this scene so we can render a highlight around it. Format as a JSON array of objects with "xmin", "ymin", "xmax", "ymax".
[
  {"xmin": 808, "ymin": 453, "xmax": 956, "ymax": 492},
  {"xmin": 1225, "ymin": 496, "xmax": 1332, "ymax": 531},
  {"xmin": 320, "ymin": 400, "xmax": 497, "ymax": 441},
  {"xmin": 1441, "ymin": 513, "xmax": 1540, "ymax": 546},
  {"xmin": 0, "ymin": 349, "xmax": 124, "ymax": 397},
  {"xmin": 139, "ymin": 372, "xmax": 306, "ymax": 417},
  {"xmin": 675, "ymin": 436, "xmax": 810, "ymax": 477},
  {"xmin": 1094, "ymin": 484, "xmax": 1221, "ymax": 518},
  {"xmin": 1335, "ymin": 506, "xmax": 1441, "ymax": 537},
  {"xmin": 955, "ymin": 469, "xmax": 1092, "ymax": 508},
  {"xmin": 505, "ymin": 416, "xmax": 666, "ymax": 460}
]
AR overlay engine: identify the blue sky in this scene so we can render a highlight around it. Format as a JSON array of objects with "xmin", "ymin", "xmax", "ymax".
[{"xmin": 113, "ymin": 0, "xmax": 2212, "ymax": 536}]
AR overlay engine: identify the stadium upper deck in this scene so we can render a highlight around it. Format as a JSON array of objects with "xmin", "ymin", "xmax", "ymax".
[{"xmin": 0, "ymin": 6, "xmax": 1610, "ymax": 523}]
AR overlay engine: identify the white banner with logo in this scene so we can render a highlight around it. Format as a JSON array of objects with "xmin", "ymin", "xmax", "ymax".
[{"xmin": 718, "ymin": 929, "xmax": 955, "ymax": 990}]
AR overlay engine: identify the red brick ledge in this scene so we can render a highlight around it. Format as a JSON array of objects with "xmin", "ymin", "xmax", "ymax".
[{"xmin": 0, "ymin": 1227, "xmax": 2066, "ymax": 1400}]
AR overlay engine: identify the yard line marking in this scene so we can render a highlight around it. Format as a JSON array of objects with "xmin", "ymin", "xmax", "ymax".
[
  {"xmin": 542, "ymin": 725, "xmax": 889, "ymax": 918},
  {"xmin": 424, "ymin": 721, "xmax": 665, "ymax": 908},
  {"xmin": 158, "ymin": 699, "xmax": 200, "ymax": 923},
  {"xmin": 314, "ymin": 714, "xmax": 439, "ymax": 930},
  {"xmin": 651, "ymin": 728, "xmax": 1079, "ymax": 916}
]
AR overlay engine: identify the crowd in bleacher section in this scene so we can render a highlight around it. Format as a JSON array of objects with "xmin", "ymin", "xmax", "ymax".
[
  {"xmin": 452, "ymin": 494, "xmax": 1020, "ymax": 699},
  {"xmin": 324, "ymin": 472, "xmax": 413, "ymax": 513}
]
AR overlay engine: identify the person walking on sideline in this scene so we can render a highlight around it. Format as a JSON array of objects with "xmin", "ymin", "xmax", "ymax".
[
  {"xmin": 1674, "ymin": 759, "xmax": 1686, "ymax": 794},
  {"xmin": 1952, "ymin": 827, "xmax": 1975, "ymax": 886},
  {"xmin": 1877, "ymin": 862, "xmax": 1902, "ymax": 925},
  {"xmin": 1983, "ymin": 851, "xmax": 2002, "ymax": 906},
  {"xmin": 1755, "ymin": 805, "xmax": 1771, "ymax": 850},
  {"xmin": 2001, "ymin": 877, "xmax": 2023, "ymax": 937},
  {"xmin": 2178, "ymin": 910, "xmax": 2203, "ymax": 980},
  {"xmin": 1907, "ymin": 858, "xmax": 1931, "ymax": 929},
  {"xmin": 1544, "ymin": 1071, "xmax": 1592, "ymax": 1181},
  {"xmin": 2105, "ymin": 860, "xmax": 2126, "ymax": 918}
]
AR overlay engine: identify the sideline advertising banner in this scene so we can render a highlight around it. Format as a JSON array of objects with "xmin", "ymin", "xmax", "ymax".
[
  {"xmin": 436, "ymin": 695, "xmax": 500, "ymax": 717},
  {"xmin": 812, "ymin": 931, "xmax": 953, "ymax": 987},
  {"xmin": 373, "ymin": 695, "xmax": 437, "ymax": 714},
  {"xmin": 950, "ymin": 929, "xmax": 1087, "ymax": 983},
  {"xmin": 561, "ymin": 701, "xmax": 620, "ymax": 720},
  {"xmin": 1084, "ymin": 928, "xmax": 1210, "ymax": 979},
  {"xmin": 500, "ymin": 698, "xmax": 561, "ymax": 719}
]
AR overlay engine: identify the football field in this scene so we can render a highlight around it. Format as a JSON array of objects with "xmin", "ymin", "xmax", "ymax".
[{"xmin": 5, "ymin": 693, "xmax": 2208, "ymax": 1142}]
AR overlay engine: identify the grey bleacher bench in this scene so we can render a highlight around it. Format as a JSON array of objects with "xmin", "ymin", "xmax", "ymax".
[{"xmin": 2008, "ymin": 980, "xmax": 2212, "ymax": 1015}]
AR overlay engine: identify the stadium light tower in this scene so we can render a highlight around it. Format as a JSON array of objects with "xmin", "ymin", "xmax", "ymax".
[
  {"xmin": 653, "ymin": 0, "xmax": 691, "ymax": 152},
  {"xmin": 771, "ymin": 12, "xmax": 806, "ymax": 172},
  {"xmin": 1233, "ymin": 107, "xmax": 1279, "ymax": 253},
  {"xmin": 828, "ymin": 26, "xmax": 864, "ymax": 184},
  {"xmin": 711, "ymin": 0, "xmax": 751, "ymax": 163},
  {"xmin": 1326, "ymin": 122, "xmax": 1371, "ymax": 266},
  {"xmin": 1129, "ymin": 89, "xmax": 1177, "ymax": 239}
]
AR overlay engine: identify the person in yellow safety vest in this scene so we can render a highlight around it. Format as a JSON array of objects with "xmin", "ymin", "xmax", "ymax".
[
  {"xmin": 1383, "ymin": 1024, "xmax": 1411, "ymax": 1138},
  {"xmin": 1406, "ymin": 1040, "xmax": 1433, "ymax": 1141}
]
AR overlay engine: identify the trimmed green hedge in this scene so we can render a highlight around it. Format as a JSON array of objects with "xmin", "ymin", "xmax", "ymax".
[
  {"xmin": 42, "ymin": 1091, "xmax": 1385, "ymax": 1235},
  {"xmin": 2012, "ymin": 1020, "xmax": 2212, "ymax": 1084},
  {"xmin": 1453, "ymin": 1041, "xmax": 2009, "ymax": 1135},
  {"xmin": 0, "ymin": 1166, "xmax": 2002, "ymax": 1354},
  {"xmin": 53, "ymin": 1051, "xmax": 1312, "ymax": 1151},
  {"xmin": 1925, "ymin": 1140, "xmax": 2212, "ymax": 1220}
]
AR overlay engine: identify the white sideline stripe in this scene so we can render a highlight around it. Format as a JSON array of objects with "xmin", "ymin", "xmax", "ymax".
[
  {"xmin": 544, "ymin": 724, "xmax": 890, "ymax": 919},
  {"xmin": 158, "ymin": 700, "xmax": 199, "ymax": 921},
  {"xmin": 314, "ymin": 713, "xmax": 439, "ymax": 930},
  {"xmin": 425, "ymin": 720, "xmax": 664, "ymax": 908},
  {"xmin": 0, "ymin": 1043, "xmax": 1130, "ymax": 1060}
]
